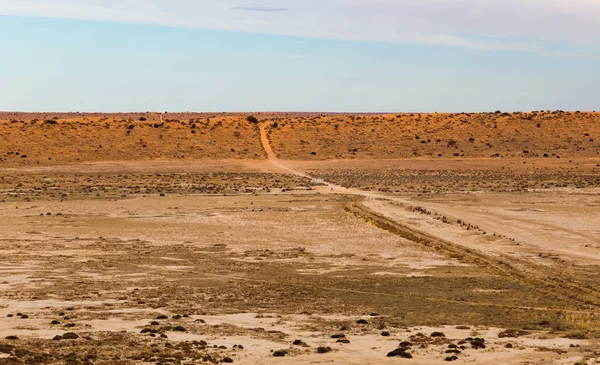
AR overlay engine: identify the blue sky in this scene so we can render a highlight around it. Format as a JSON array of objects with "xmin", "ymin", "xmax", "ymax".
[{"xmin": 1, "ymin": 1, "xmax": 599, "ymax": 112}]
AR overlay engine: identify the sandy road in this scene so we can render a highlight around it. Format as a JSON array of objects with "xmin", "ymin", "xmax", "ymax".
[
  {"xmin": 258, "ymin": 124, "xmax": 600, "ymax": 266},
  {"xmin": 259, "ymin": 124, "xmax": 600, "ymax": 310}
]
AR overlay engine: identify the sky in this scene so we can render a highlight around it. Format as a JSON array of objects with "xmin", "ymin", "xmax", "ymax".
[{"xmin": 1, "ymin": 0, "xmax": 599, "ymax": 112}]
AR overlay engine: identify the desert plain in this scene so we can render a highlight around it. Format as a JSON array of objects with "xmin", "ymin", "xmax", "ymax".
[{"xmin": 0, "ymin": 111, "xmax": 599, "ymax": 364}]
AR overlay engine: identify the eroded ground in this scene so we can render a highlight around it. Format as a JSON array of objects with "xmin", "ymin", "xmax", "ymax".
[{"xmin": 0, "ymin": 174, "xmax": 598, "ymax": 364}]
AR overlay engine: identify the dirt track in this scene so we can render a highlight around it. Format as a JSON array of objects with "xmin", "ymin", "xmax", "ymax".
[{"xmin": 259, "ymin": 124, "xmax": 600, "ymax": 266}]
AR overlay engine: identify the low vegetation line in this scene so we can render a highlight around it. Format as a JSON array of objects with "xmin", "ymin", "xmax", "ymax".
[{"xmin": 345, "ymin": 198, "xmax": 600, "ymax": 310}]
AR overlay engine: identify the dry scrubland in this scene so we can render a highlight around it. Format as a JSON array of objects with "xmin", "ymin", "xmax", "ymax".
[
  {"xmin": 0, "ymin": 113, "xmax": 264, "ymax": 166},
  {"xmin": 265, "ymin": 111, "xmax": 600, "ymax": 159},
  {"xmin": 0, "ymin": 111, "xmax": 599, "ymax": 364},
  {"xmin": 2, "ymin": 111, "xmax": 599, "ymax": 166}
]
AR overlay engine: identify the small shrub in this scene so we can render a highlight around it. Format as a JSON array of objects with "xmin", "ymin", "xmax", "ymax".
[
  {"xmin": 61, "ymin": 332, "xmax": 79, "ymax": 340},
  {"xmin": 272, "ymin": 350, "xmax": 287, "ymax": 357},
  {"xmin": 498, "ymin": 329, "xmax": 530, "ymax": 338},
  {"xmin": 317, "ymin": 346, "xmax": 332, "ymax": 354}
]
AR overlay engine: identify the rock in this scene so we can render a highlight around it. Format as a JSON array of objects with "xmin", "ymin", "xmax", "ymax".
[
  {"xmin": 223, "ymin": 357, "xmax": 234, "ymax": 363},
  {"xmin": 273, "ymin": 350, "xmax": 287, "ymax": 357},
  {"xmin": 381, "ymin": 331, "xmax": 391, "ymax": 337},
  {"xmin": 5, "ymin": 336, "xmax": 18, "ymax": 340},
  {"xmin": 431, "ymin": 332, "xmax": 445, "ymax": 337}
]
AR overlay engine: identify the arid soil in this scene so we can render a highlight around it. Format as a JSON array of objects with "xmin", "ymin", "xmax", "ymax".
[{"xmin": 0, "ymin": 112, "xmax": 599, "ymax": 364}]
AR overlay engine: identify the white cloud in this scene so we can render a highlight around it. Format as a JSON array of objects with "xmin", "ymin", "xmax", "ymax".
[{"xmin": 1, "ymin": 0, "xmax": 599, "ymax": 56}]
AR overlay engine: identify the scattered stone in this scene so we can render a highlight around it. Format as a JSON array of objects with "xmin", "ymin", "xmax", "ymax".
[
  {"xmin": 273, "ymin": 350, "xmax": 287, "ymax": 357},
  {"xmin": 317, "ymin": 346, "xmax": 332, "ymax": 354},
  {"xmin": 381, "ymin": 331, "xmax": 391, "ymax": 337}
]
